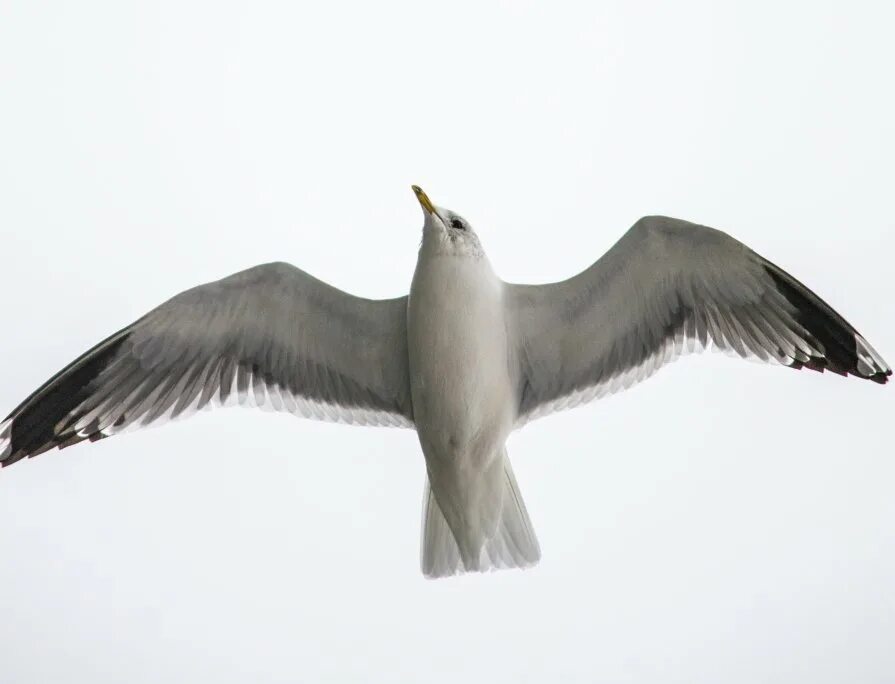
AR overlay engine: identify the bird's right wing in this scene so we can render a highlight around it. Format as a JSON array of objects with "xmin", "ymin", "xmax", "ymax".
[
  {"xmin": 1, "ymin": 262, "xmax": 413, "ymax": 467},
  {"xmin": 506, "ymin": 216, "xmax": 890, "ymax": 427}
]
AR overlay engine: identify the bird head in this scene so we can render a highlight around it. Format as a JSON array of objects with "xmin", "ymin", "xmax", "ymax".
[{"xmin": 412, "ymin": 185, "xmax": 484, "ymax": 257}]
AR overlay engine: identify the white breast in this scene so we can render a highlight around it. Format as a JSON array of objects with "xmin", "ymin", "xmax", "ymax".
[{"xmin": 407, "ymin": 253, "xmax": 515, "ymax": 465}]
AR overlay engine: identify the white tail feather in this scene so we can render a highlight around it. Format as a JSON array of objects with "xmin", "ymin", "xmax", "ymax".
[{"xmin": 420, "ymin": 458, "xmax": 540, "ymax": 579}]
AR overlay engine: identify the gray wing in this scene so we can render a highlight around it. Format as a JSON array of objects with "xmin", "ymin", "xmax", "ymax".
[
  {"xmin": 1, "ymin": 262, "xmax": 412, "ymax": 466},
  {"xmin": 507, "ymin": 216, "xmax": 890, "ymax": 427}
]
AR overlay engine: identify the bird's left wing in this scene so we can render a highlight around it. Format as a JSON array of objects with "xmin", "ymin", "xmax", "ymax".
[
  {"xmin": 506, "ymin": 216, "xmax": 890, "ymax": 427},
  {"xmin": 1, "ymin": 262, "xmax": 413, "ymax": 466}
]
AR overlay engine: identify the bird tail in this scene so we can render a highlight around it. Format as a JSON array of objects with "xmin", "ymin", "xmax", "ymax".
[{"xmin": 420, "ymin": 455, "xmax": 541, "ymax": 579}]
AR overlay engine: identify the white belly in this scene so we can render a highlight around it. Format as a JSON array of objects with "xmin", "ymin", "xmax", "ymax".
[
  {"xmin": 406, "ymin": 243, "xmax": 529, "ymax": 568},
  {"xmin": 407, "ymin": 255, "xmax": 514, "ymax": 467}
]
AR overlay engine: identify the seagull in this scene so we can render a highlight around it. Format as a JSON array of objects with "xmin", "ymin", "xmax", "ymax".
[{"xmin": 1, "ymin": 187, "xmax": 890, "ymax": 577}]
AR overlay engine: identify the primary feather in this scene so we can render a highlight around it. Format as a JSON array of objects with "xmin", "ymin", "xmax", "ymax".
[
  {"xmin": 1, "ymin": 262, "xmax": 412, "ymax": 466},
  {"xmin": 508, "ymin": 216, "xmax": 889, "ymax": 427}
]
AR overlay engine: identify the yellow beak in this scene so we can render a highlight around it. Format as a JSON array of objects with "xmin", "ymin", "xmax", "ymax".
[{"xmin": 411, "ymin": 185, "xmax": 436, "ymax": 215}]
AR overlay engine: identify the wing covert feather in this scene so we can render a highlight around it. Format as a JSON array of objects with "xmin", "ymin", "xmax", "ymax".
[
  {"xmin": 1, "ymin": 262, "xmax": 412, "ymax": 466},
  {"xmin": 507, "ymin": 216, "xmax": 890, "ymax": 426}
]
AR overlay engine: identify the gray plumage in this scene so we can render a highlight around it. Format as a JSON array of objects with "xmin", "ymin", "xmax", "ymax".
[
  {"xmin": 509, "ymin": 216, "xmax": 889, "ymax": 426},
  {"xmin": 1, "ymin": 263, "xmax": 412, "ymax": 464},
  {"xmin": 1, "ymin": 191, "xmax": 890, "ymax": 578}
]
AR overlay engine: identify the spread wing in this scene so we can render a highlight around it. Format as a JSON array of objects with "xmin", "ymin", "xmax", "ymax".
[
  {"xmin": 1, "ymin": 262, "xmax": 413, "ymax": 467},
  {"xmin": 507, "ymin": 216, "xmax": 890, "ymax": 427}
]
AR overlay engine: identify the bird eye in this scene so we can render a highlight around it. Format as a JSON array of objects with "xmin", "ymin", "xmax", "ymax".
[{"xmin": 450, "ymin": 218, "xmax": 466, "ymax": 231}]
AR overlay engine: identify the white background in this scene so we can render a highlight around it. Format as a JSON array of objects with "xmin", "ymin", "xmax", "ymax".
[{"xmin": 1, "ymin": 2, "xmax": 893, "ymax": 682}]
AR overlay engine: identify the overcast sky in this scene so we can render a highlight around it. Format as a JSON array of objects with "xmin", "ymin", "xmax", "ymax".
[{"xmin": 1, "ymin": 2, "xmax": 893, "ymax": 682}]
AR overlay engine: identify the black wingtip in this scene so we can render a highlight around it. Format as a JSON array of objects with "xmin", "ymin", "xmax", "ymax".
[
  {"xmin": 763, "ymin": 263, "xmax": 891, "ymax": 384},
  {"xmin": 869, "ymin": 369, "xmax": 891, "ymax": 385},
  {"xmin": 0, "ymin": 328, "xmax": 131, "ymax": 467}
]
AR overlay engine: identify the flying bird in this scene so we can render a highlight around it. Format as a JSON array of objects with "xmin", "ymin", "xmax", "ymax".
[{"xmin": 1, "ymin": 187, "xmax": 890, "ymax": 577}]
